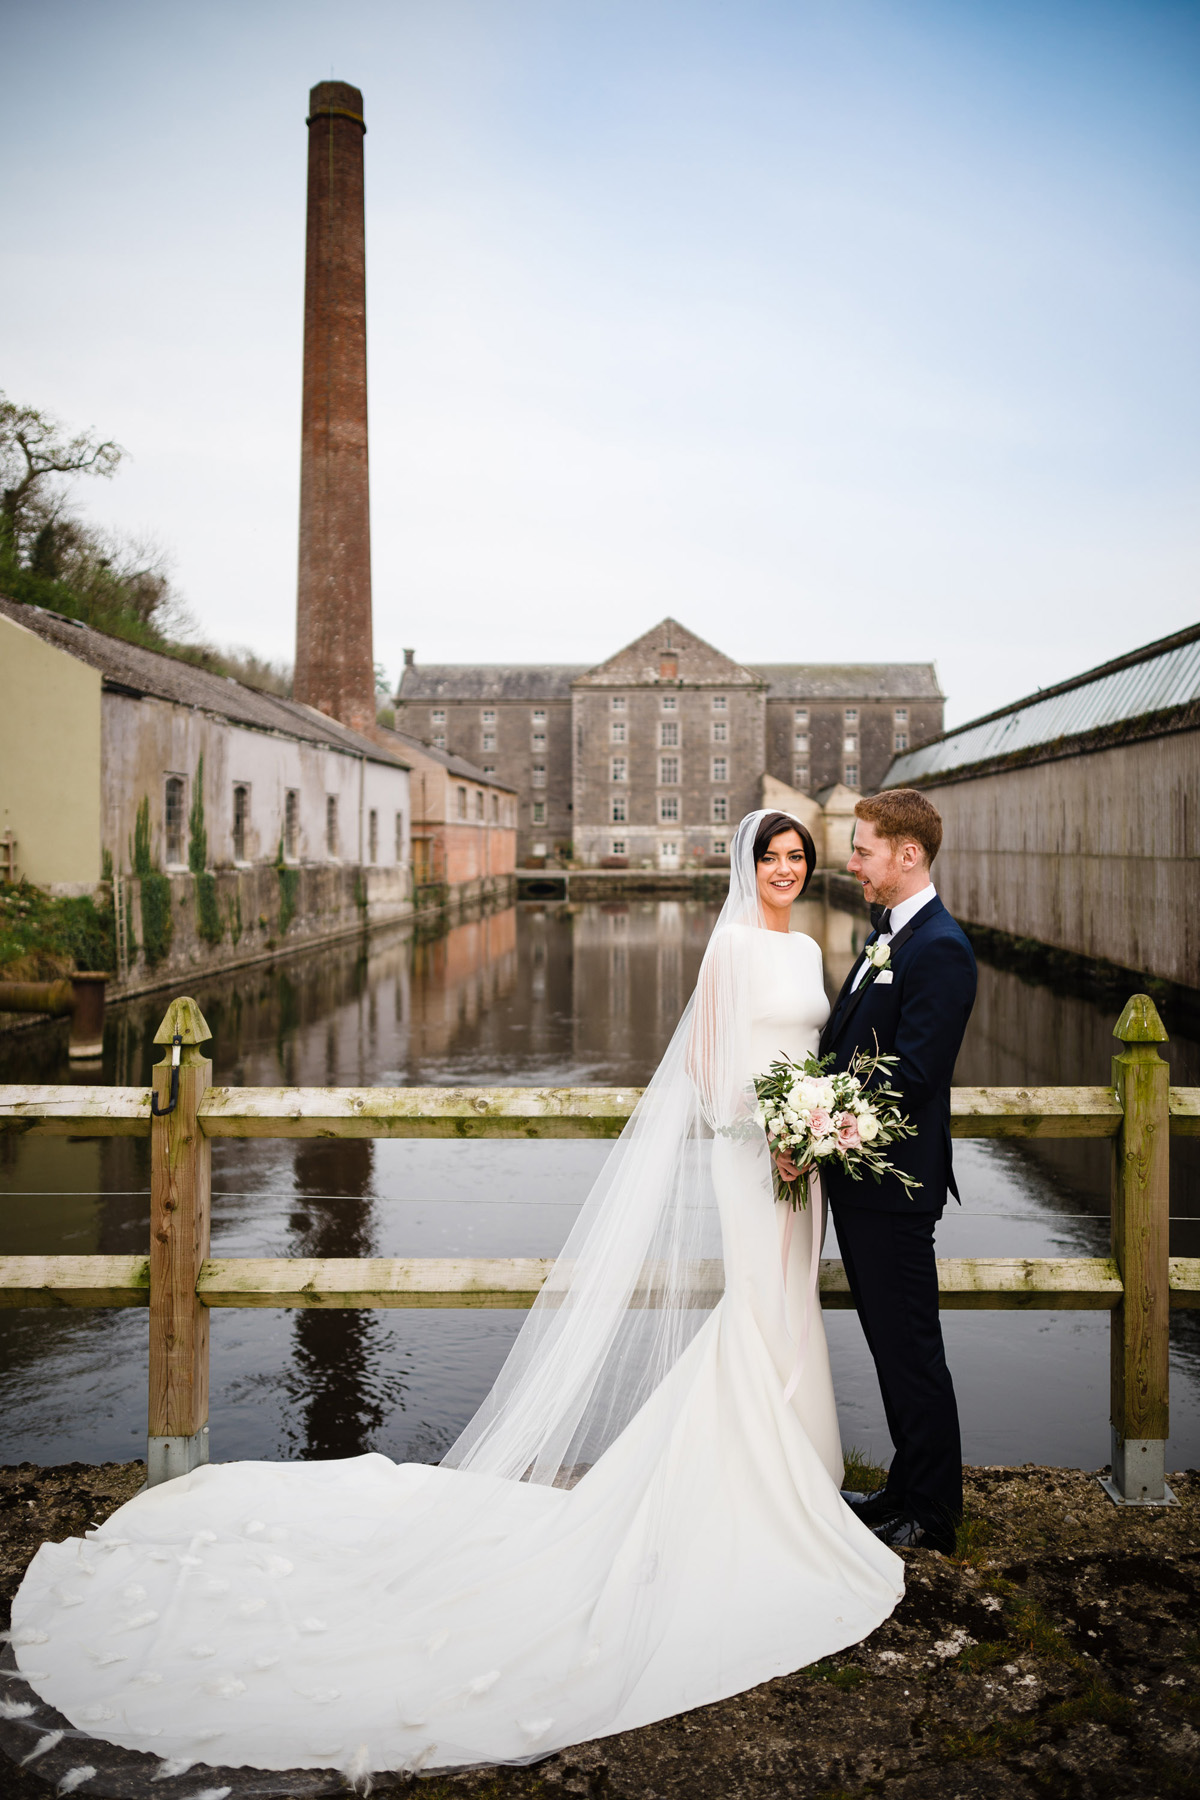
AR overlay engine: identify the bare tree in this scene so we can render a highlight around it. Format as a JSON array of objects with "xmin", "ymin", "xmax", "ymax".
[{"xmin": 0, "ymin": 392, "xmax": 123, "ymax": 556}]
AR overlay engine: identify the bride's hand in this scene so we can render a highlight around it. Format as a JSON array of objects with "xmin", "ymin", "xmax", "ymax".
[{"xmin": 773, "ymin": 1149, "xmax": 803, "ymax": 1184}]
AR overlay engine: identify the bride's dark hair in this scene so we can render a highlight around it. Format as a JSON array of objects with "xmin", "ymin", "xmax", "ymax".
[{"xmin": 752, "ymin": 811, "xmax": 817, "ymax": 895}]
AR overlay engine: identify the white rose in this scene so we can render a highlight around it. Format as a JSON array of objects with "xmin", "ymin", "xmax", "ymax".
[
  {"xmin": 811, "ymin": 1135, "xmax": 837, "ymax": 1158},
  {"xmin": 858, "ymin": 1113, "xmax": 881, "ymax": 1143}
]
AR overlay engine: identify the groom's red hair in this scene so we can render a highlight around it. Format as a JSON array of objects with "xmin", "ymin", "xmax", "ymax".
[{"xmin": 854, "ymin": 789, "xmax": 943, "ymax": 865}]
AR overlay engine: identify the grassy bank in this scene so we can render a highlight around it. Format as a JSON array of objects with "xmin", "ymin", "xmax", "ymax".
[{"xmin": 0, "ymin": 881, "xmax": 114, "ymax": 981}]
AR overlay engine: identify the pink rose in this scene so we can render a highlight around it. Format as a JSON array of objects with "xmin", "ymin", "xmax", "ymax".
[
  {"xmin": 808, "ymin": 1108, "xmax": 832, "ymax": 1138},
  {"xmin": 836, "ymin": 1112, "xmax": 861, "ymax": 1151}
]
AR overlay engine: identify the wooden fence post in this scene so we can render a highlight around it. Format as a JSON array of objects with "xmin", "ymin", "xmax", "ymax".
[
  {"xmin": 1103, "ymin": 993, "xmax": 1175, "ymax": 1505},
  {"xmin": 147, "ymin": 996, "xmax": 213, "ymax": 1486}
]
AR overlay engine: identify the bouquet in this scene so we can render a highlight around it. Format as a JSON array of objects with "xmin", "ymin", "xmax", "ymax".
[{"xmin": 753, "ymin": 1045, "xmax": 921, "ymax": 1209}]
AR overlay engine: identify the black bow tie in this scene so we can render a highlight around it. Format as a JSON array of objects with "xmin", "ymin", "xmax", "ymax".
[{"xmin": 869, "ymin": 905, "xmax": 893, "ymax": 935}]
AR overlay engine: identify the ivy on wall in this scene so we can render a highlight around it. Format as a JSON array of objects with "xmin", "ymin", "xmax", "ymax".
[
  {"xmin": 275, "ymin": 840, "xmax": 299, "ymax": 936},
  {"xmin": 132, "ymin": 796, "xmax": 172, "ymax": 967},
  {"xmin": 188, "ymin": 755, "xmax": 224, "ymax": 945}
]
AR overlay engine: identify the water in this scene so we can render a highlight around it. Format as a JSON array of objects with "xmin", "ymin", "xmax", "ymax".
[{"xmin": 2, "ymin": 896, "xmax": 1197, "ymax": 1473}]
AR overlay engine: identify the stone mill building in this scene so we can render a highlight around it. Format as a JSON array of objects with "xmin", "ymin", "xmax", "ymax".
[{"xmin": 395, "ymin": 619, "xmax": 943, "ymax": 865}]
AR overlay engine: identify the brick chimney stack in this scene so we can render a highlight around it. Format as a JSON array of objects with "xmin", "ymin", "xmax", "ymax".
[{"xmin": 294, "ymin": 80, "xmax": 375, "ymax": 734}]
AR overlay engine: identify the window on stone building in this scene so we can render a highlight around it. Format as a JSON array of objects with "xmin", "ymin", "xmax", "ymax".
[
  {"xmin": 844, "ymin": 708, "xmax": 858, "ymax": 723},
  {"xmin": 483, "ymin": 764, "xmax": 495, "ymax": 777},
  {"xmin": 532, "ymin": 801, "xmax": 547, "ymax": 824},
  {"xmin": 432, "ymin": 735, "xmax": 446, "ymax": 751},
  {"xmin": 432, "ymin": 709, "xmax": 446, "ymax": 725},
  {"xmin": 232, "ymin": 784, "xmax": 249, "ymax": 862},
  {"xmin": 482, "ymin": 731, "xmax": 496, "ymax": 752},
  {"xmin": 457, "ymin": 786, "xmax": 468, "ymax": 819},
  {"xmin": 844, "ymin": 764, "xmax": 859, "ymax": 788},
  {"xmin": 532, "ymin": 732, "xmax": 546, "ymax": 750},
  {"xmin": 894, "ymin": 708, "xmax": 908, "ymax": 723},
  {"xmin": 659, "ymin": 795, "xmax": 680, "ymax": 823},
  {"xmin": 611, "ymin": 796, "xmax": 627, "ymax": 823},
  {"xmin": 164, "ymin": 776, "xmax": 185, "ymax": 865},
  {"xmin": 611, "ymin": 695, "xmax": 626, "ymax": 712},
  {"xmin": 611, "ymin": 839, "xmax": 626, "ymax": 857},
  {"xmin": 794, "ymin": 708, "xmax": 809, "ymax": 725},
  {"xmin": 660, "ymin": 721, "xmax": 679, "ymax": 747},
  {"xmin": 711, "ymin": 756, "xmax": 727, "ymax": 783},
  {"xmin": 482, "ymin": 709, "xmax": 496, "ymax": 725},
  {"xmin": 712, "ymin": 695, "xmax": 727, "ymax": 713},
  {"xmin": 712, "ymin": 795, "xmax": 728, "ymax": 822},
  {"xmin": 395, "ymin": 811, "xmax": 404, "ymax": 860},
  {"xmin": 491, "ymin": 794, "xmax": 499, "ymax": 823},
  {"xmin": 532, "ymin": 764, "xmax": 547, "ymax": 787},
  {"xmin": 611, "ymin": 720, "xmax": 626, "ymax": 744},
  {"xmin": 894, "ymin": 732, "xmax": 909, "ymax": 751},
  {"xmin": 712, "ymin": 721, "xmax": 727, "ymax": 742},
  {"xmin": 712, "ymin": 838, "xmax": 727, "ymax": 855},
  {"xmin": 661, "ymin": 695, "xmax": 677, "ymax": 712},
  {"xmin": 794, "ymin": 733, "xmax": 809, "ymax": 753},
  {"xmin": 325, "ymin": 795, "xmax": 338, "ymax": 856},
  {"xmin": 285, "ymin": 789, "xmax": 300, "ymax": 861},
  {"xmin": 532, "ymin": 709, "xmax": 546, "ymax": 725},
  {"xmin": 793, "ymin": 764, "xmax": 810, "ymax": 789},
  {"xmin": 843, "ymin": 735, "xmax": 858, "ymax": 754},
  {"xmin": 611, "ymin": 757, "xmax": 627, "ymax": 783},
  {"xmin": 473, "ymin": 791, "xmax": 483, "ymax": 820},
  {"xmin": 369, "ymin": 809, "xmax": 379, "ymax": 863},
  {"xmin": 659, "ymin": 756, "xmax": 680, "ymax": 785}
]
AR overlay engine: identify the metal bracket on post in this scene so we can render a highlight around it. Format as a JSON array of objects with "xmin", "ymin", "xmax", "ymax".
[
  {"xmin": 147, "ymin": 1425, "xmax": 210, "ymax": 1486},
  {"xmin": 1102, "ymin": 994, "xmax": 1176, "ymax": 1506}
]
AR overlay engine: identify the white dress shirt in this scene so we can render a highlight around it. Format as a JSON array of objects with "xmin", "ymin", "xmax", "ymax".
[{"xmin": 850, "ymin": 882, "xmax": 937, "ymax": 991}]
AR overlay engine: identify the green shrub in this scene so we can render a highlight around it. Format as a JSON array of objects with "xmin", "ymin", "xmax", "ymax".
[
  {"xmin": 195, "ymin": 870, "xmax": 223, "ymax": 944},
  {"xmin": 131, "ymin": 794, "xmax": 172, "ymax": 965},
  {"xmin": 276, "ymin": 841, "xmax": 300, "ymax": 936}
]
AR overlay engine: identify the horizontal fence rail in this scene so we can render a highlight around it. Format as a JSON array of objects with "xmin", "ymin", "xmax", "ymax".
[{"xmin": 0, "ymin": 991, "xmax": 1196, "ymax": 1502}]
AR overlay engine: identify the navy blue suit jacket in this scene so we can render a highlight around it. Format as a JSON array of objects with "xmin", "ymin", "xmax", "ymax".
[{"xmin": 818, "ymin": 896, "xmax": 977, "ymax": 1215}]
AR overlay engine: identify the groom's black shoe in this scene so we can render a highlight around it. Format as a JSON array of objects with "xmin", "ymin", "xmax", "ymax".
[
  {"xmin": 868, "ymin": 1511, "xmax": 957, "ymax": 1555},
  {"xmin": 843, "ymin": 1488, "xmax": 905, "ymax": 1526}
]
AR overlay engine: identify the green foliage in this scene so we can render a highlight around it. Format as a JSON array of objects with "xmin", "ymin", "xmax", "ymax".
[
  {"xmin": 132, "ymin": 797, "xmax": 153, "ymax": 877},
  {"xmin": 0, "ymin": 880, "xmax": 115, "ymax": 979},
  {"xmin": 130, "ymin": 794, "xmax": 172, "ymax": 965},
  {"xmin": 195, "ymin": 871, "xmax": 223, "ymax": 945},
  {"xmin": 101, "ymin": 848, "xmax": 113, "ymax": 882},
  {"xmin": 276, "ymin": 841, "xmax": 300, "ymax": 936},
  {"xmin": 227, "ymin": 884, "xmax": 243, "ymax": 946},
  {"xmin": 842, "ymin": 1446, "xmax": 889, "ymax": 1496},
  {"xmin": 188, "ymin": 755, "xmax": 207, "ymax": 873}
]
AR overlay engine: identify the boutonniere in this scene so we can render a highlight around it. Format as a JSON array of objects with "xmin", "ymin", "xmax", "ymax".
[{"xmin": 864, "ymin": 940, "xmax": 891, "ymax": 974}]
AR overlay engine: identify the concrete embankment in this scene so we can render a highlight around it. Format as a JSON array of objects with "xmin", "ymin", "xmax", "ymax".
[{"xmin": 1, "ymin": 1462, "xmax": 1195, "ymax": 1798}]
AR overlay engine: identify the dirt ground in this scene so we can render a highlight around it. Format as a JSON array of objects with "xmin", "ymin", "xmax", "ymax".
[{"xmin": 0, "ymin": 1460, "xmax": 1197, "ymax": 1799}]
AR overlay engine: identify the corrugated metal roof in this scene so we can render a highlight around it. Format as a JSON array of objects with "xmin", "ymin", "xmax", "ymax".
[
  {"xmin": 0, "ymin": 595, "xmax": 408, "ymax": 768},
  {"xmin": 887, "ymin": 622, "xmax": 1200, "ymax": 785}
]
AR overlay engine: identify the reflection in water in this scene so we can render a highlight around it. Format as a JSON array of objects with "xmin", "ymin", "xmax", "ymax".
[{"xmin": 0, "ymin": 895, "xmax": 1197, "ymax": 1469}]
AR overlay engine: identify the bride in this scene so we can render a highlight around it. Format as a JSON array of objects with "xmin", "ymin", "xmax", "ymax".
[{"xmin": 8, "ymin": 810, "xmax": 903, "ymax": 1788}]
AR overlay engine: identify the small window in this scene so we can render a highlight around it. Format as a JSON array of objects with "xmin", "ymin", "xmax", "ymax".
[
  {"xmin": 531, "ymin": 764, "xmax": 547, "ymax": 788},
  {"xmin": 844, "ymin": 707, "xmax": 858, "ymax": 723},
  {"xmin": 482, "ymin": 731, "xmax": 496, "ymax": 752},
  {"xmin": 659, "ymin": 795, "xmax": 679, "ymax": 823},
  {"xmin": 712, "ymin": 838, "xmax": 727, "ymax": 855},
  {"xmin": 712, "ymin": 721, "xmax": 727, "ymax": 742},
  {"xmin": 483, "ymin": 765, "xmax": 496, "ymax": 776},
  {"xmin": 712, "ymin": 795, "xmax": 728, "ymax": 822},
  {"xmin": 394, "ymin": 811, "xmax": 404, "ymax": 861},
  {"xmin": 475, "ymin": 790, "xmax": 484, "ymax": 820},
  {"xmin": 711, "ymin": 756, "xmax": 727, "ymax": 783},
  {"xmin": 482, "ymin": 708, "xmax": 496, "ymax": 725},
  {"xmin": 659, "ymin": 756, "xmax": 679, "ymax": 785},
  {"xmin": 232, "ymin": 783, "xmax": 249, "ymax": 861},
  {"xmin": 432, "ymin": 734, "xmax": 446, "ymax": 751},
  {"xmin": 532, "ymin": 800, "xmax": 547, "ymax": 824},
  {"xmin": 611, "ymin": 695, "xmax": 626, "ymax": 712},
  {"xmin": 611, "ymin": 757, "xmax": 627, "ymax": 783},
  {"xmin": 457, "ymin": 786, "xmax": 468, "ymax": 819},
  {"xmin": 894, "ymin": 732, "xmax": 909, "ymax": 752},
  {"xmin": 793, "ymin": 764, "xmax": 810, "ymax": 789},
  {"xmin": 431, "ymin": 709, "xmax": 446, "ymax": 726},
  {"xmin": 611, "ymin": 795, "xmax": 627, "ymax": 824},
  {"xmin": 532, "ymin": 731, "xmax": 546, "ymax": 750},
  {"xmin": 325, "ymin": 794, "xmax": 338, "ymax": 856},
  {"xmin": 660, "ymin": 721, "xmax": 679, "ymax": 747},
  {"xmin": 661, "ymin": 695, "xmax": 677, "ymax": 712},
  {"xmin": 894, "ymin": 707, "xmax": 908, "ymax": 723},
  {"xmin": 611, "ymin": 838, "xmax": 626, "ymax": 857},
  {"xmin": 843, "ymin": 736, "xmax": 858, "ymax": 754},
  {"xmin": 844, "ymin": 763, "xmax": 859, "ymax": 788},
  {"xmin": 712, "ymin": 695, "xmax": 727, "ymax": 713},
  {"xmin": 532, "ymin": 708, "xmax": 546, "ymax": 725},
  {"xmin": 611, "ymin": 720, "xmax": 626, "ymax": 744},
  {"xmin": 164, "ymin": 776, "xmax": 185, "ymax": 865},
  {"xmin": 285, "ymin": 789, "xmax": 300, "ymax": 861},
  {"xmin": 491, "ymin": 794, "xmax": 499, "ymax": 823},
  {"xmin": 794, "ymin": 733, "xmax": 809, "ymax": 753},
  {"xmin": 794, "ymin": 707, "xmax": 809, "ymax": 725},
  {"xmin": 368, "ymin": 808, "xmax": 379, "ymax": 863}
]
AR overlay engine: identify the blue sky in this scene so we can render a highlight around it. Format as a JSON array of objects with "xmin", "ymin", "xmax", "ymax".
[{"xmin": 3, "ymin": 0, "xmax": 1197, "ymax": 723}]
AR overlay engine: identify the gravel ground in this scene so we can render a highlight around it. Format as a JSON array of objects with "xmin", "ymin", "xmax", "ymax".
[{"xmin": 0, "ymin": 1461, "xmax": 1197, "ymax": 1799}]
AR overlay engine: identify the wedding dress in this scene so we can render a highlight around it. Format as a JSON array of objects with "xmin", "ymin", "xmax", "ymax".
[{"xmin": 7, "ymin": 814, "xmax": 902, "ymax": 1791}]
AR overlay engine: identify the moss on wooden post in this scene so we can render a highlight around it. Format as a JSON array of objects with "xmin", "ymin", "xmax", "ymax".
[
  {"xmin": 1105, "ymin": 993, "xmax": 1174, "ymax": 1505},
  {"xmin": 148, "ymin": 996, "xmax": 213, "ymax": 1484}
]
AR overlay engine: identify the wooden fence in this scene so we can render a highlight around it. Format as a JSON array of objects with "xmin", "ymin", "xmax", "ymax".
[{"xmin": 1, "ymin": 992, "xmax": 1197, "ymax": 1503}]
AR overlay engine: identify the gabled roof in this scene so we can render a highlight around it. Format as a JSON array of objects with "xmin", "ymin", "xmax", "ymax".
[
  {"xmin": 397, "ymin": 663, "xmax": 586, "ymax": 702},
  {"xmin": 573, "ymin": 617, "xmax": 764, "ymax": 688},
  {"xmin": 886, "ymin": 620, "xmax": 1200, "ymax": 787},
  {"xmin": 752, "ymin": 663, "xmax": 942, "ymax": 701},
  {"xmin": 0, "ymin": 595, "xmax": 407, "ymax": 768},
  {"xmin": 378, "ymin": 725, "xmax": 517, "ymax": 792}
]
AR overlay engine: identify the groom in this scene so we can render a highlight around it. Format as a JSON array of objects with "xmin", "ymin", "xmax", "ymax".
[{"xmin": 784, "ymin": 788, "xmax": 976, "ymax": 1554}]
